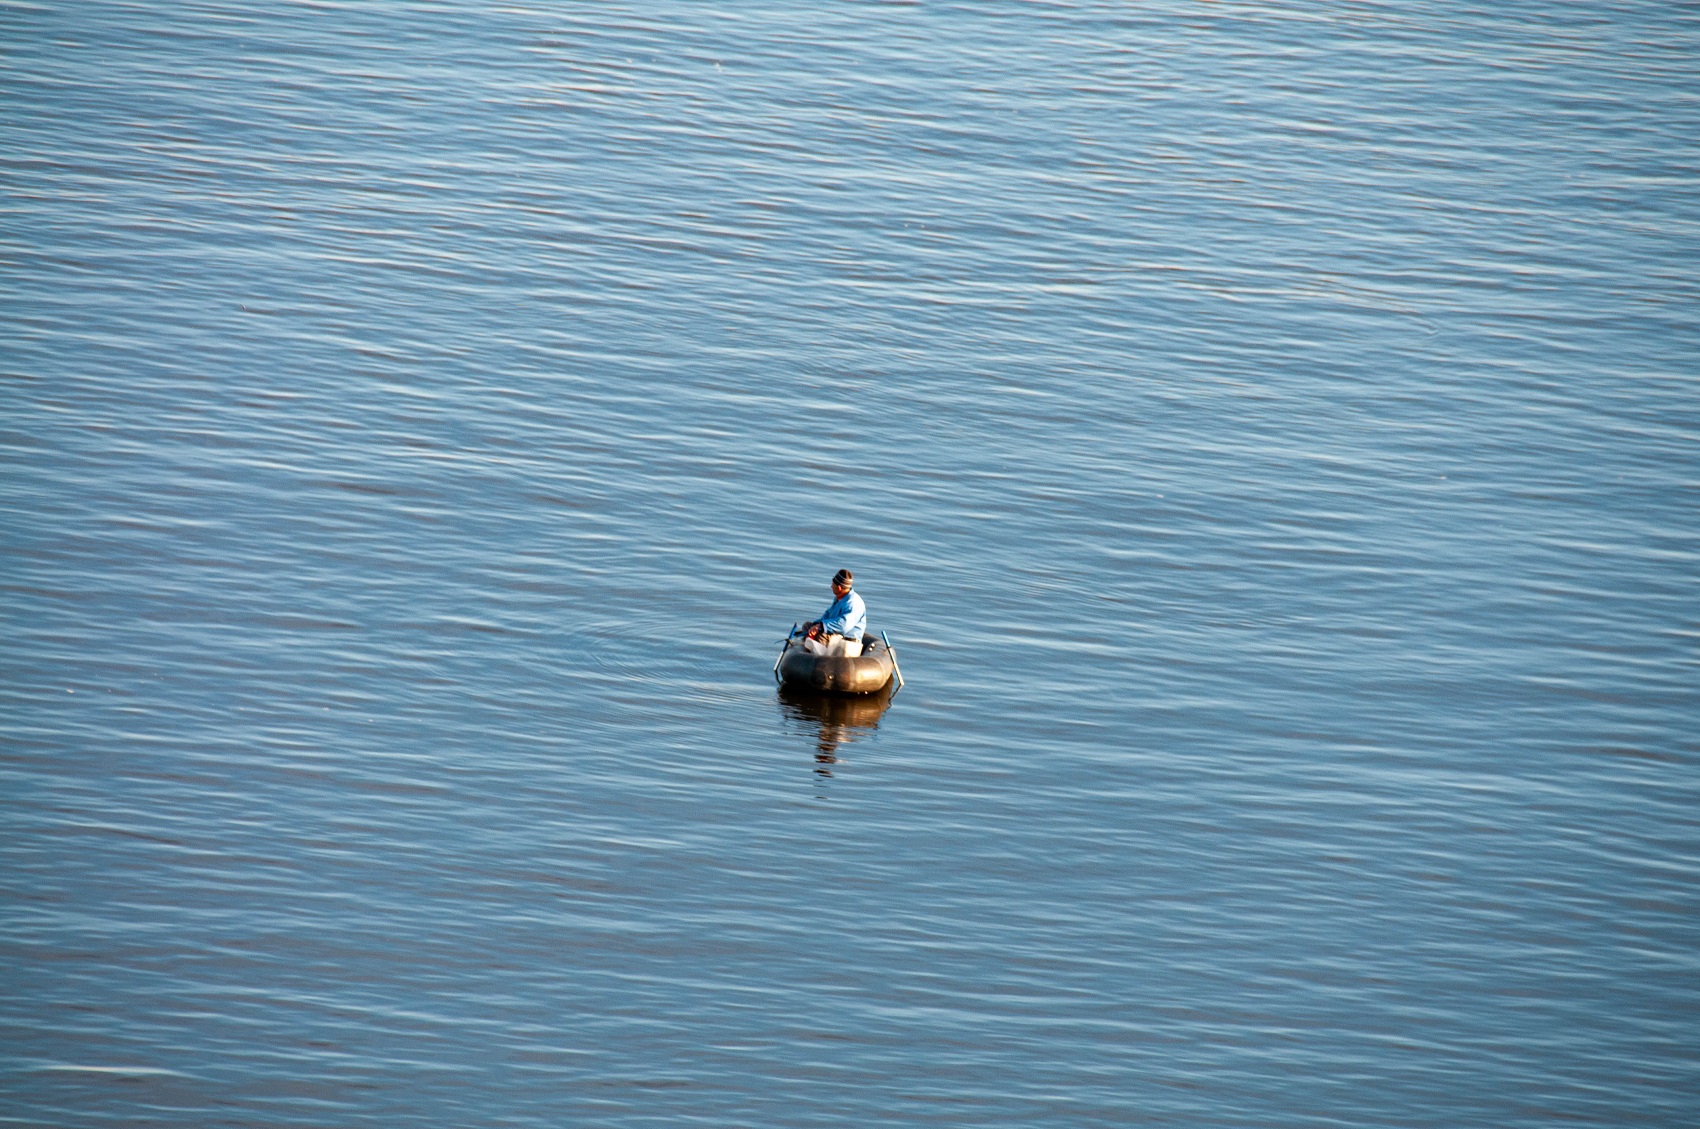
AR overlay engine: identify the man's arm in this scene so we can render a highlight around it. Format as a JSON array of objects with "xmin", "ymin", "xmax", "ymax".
[{"xmin": 817, "ymin": 596, "xmax": 852, "ymax": 635}]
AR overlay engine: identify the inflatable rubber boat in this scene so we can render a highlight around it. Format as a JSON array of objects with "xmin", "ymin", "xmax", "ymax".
[{"xmin": 774, "ymin": 629, "xmax": 904, "ymax": 695}]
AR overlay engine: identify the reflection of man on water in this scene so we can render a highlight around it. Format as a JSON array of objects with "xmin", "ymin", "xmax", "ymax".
[
  {"xmin": 801, "ymin": 569, "xmax": 866, "ymax": 657},
  {"xmin": 777, "ymin": 684, "xmax": 894, "ymax": 773}
]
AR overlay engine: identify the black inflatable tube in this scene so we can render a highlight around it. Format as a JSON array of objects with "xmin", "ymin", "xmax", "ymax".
[{"xmin": 775, "ymin": 636, "xmax": 895, "ymax": 695}]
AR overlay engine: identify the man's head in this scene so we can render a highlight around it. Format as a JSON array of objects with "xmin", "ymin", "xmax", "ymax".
[{"xmin": 831, "ymin": 568, "xmax": 853, "ymax": 596}]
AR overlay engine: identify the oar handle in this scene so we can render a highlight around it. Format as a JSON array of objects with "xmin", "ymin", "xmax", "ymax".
[{"xmin": 773, "ymin": 623, "xmax": 798, "ymax": 682}]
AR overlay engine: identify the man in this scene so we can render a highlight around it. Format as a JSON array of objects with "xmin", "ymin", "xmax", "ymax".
[{"xmin": 801, "ymin": 569, "xmax": 866, "ymax": 657}]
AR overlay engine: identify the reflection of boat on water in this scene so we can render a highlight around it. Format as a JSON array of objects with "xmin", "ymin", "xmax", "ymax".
[
  {"xmin": 779, "ymin": 683, "xmax": 893, "ymax": 768},
  {"xmin": 779, "ymin": 684, "xmax": 894, "ymax": 729}
]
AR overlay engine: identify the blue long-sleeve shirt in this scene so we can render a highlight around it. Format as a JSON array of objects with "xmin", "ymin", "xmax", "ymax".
[{"xmin": 817, "ymin": 590, "xmax": 866, "ymax": 639}]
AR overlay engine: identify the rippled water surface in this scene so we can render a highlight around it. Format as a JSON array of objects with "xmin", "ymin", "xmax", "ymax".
[{"xmin": 4, "ymin": 1, "xmax": 1697, "ymax": 1125}]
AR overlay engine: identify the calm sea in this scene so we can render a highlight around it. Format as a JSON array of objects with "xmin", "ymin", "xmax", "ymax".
[{"xmin": 4, "ymin": 1, "xmax": 1697, "ymax": 1125}]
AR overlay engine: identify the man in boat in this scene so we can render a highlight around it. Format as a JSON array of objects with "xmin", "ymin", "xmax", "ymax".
[{"xmin": 801, "ymin": 569, "xmax": 866, "ymax": 657}]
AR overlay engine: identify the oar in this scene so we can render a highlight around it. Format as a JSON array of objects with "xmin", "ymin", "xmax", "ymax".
[
  {"xmin": 773, "ymin": 623, "xmax": 798, "ymax": 683},
  {"xmin": 881, "ymin": 630, "xmax": 905, "ymax": 694}
]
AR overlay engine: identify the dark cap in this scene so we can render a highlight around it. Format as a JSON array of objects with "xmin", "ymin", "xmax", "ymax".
[{"xmin": 832, "ymin": 569, "xmax": 853, "ymax": 588}]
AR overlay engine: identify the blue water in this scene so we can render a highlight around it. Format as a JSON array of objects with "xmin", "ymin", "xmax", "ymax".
[{"xmin": 4, "ymin": 1, "xmax": 1697, "ymax": 1125}]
